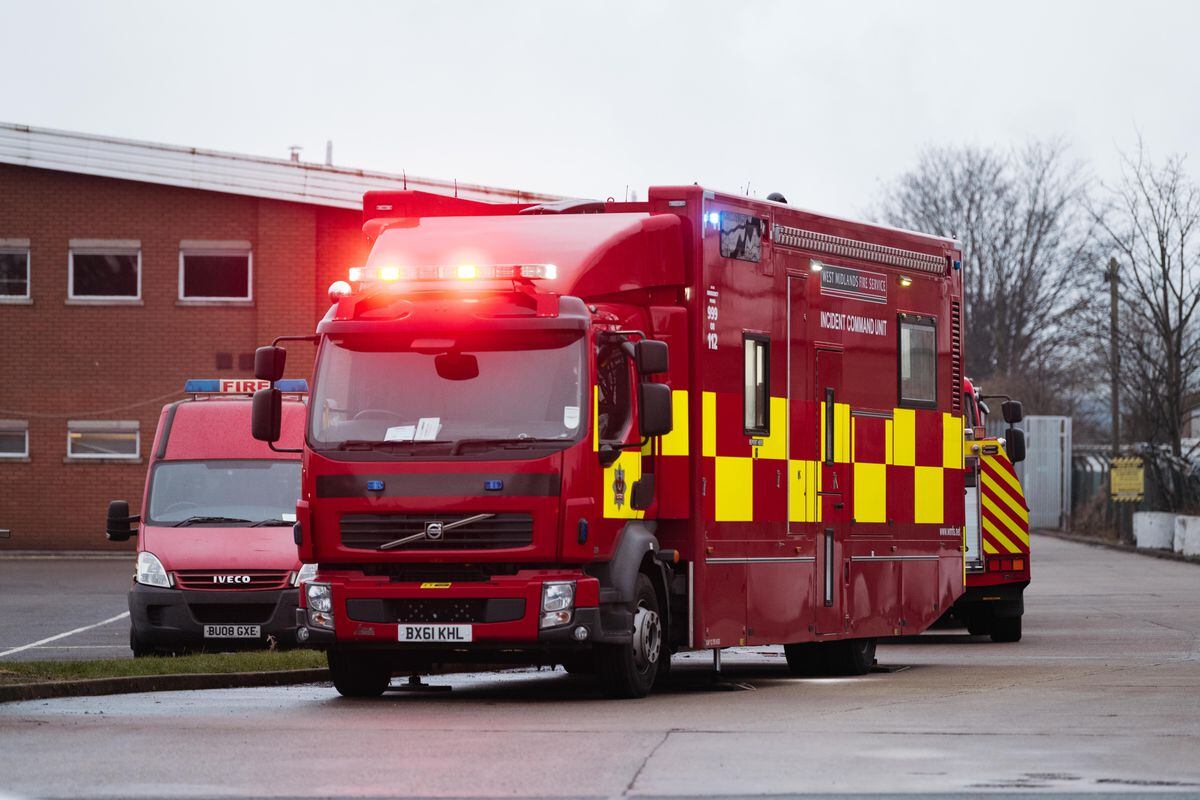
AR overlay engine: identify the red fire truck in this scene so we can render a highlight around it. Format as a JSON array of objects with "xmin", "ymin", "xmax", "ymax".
[
  {"xmin": 252, "ymin": 186, "xmax": 976, "ymax": 698},
  {"xmin": 952, "ymin": 377, "xmax": 1030, "ymax": 642}
]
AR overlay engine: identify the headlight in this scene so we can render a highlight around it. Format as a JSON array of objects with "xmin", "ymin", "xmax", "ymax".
[
  {"xmin": 135, "ymin": 551, "xmax": 172, "ymax": 588},
  {"xmin": 306, "ymin": 582, "xmax": 332, "ymax": 612},
  {"xmin": 540, "ymin": 581, "xmax": 575, "ymax": 629},
  {"xmin": 305, "ymin": 582, "xmax": 334, "ymax": 630},
  {"xmin": 292, "ymin": 563, "xmax": 318, "ymax": 587}
]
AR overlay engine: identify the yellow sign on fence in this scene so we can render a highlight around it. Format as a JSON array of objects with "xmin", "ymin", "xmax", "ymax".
[{"xmin": 1110, "ymin": 456, "xmax": 1144, "ymax": 502}]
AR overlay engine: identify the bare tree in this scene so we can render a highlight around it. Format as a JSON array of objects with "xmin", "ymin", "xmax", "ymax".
[
  {"xmin": 877, "ymin": 141, "xmax": 1094, "ymax": 411},
  {"xmin": 1092, "ymin": 141, "xmax": 1200, "ymax": 467}
]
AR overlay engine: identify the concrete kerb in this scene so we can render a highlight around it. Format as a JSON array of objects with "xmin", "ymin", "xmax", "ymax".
[
  {"xmin": 1036, "ymin": 528, "xmax": 1200, "ymax": 565},
  {"xmin": 0, "ymin": 668, "xmax": 329, "ymax": 703}
]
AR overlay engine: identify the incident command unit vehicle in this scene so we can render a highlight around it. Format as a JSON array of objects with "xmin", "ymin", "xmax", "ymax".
[
  {"xmin": 106, "ymin": 379, "xmax": 314, "ymax": 656},
  {"xmin": 250, "ymin": 186, "xmax": 1026, "ymax": 697}
]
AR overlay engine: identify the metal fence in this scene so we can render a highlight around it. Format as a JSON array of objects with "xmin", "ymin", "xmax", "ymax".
[{"xmin": 989, "ymin": 415, "xmax": 1073, "ymax": 530}]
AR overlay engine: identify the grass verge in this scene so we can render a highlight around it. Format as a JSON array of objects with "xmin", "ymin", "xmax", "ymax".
[{"xmin": 0, "ymin": 649, "xmax": 326, "ymax": 686}]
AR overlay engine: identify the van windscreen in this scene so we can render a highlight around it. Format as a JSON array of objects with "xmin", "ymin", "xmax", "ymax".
[{"xmin": 147, "ymin": 460, "xmax": 300, "ymax": 526}]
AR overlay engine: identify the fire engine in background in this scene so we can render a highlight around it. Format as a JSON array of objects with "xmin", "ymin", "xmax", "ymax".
[
  {"xmin": 106, "ymin": 379, "xmax": 314, "ymax": 656},
  {"xmin": 252, "ymin": 186, "xmax": 973, "ymax": 698},
  {"xmin": 949, "ymin": 377, "xmax": 1030, "ymax": 642}
]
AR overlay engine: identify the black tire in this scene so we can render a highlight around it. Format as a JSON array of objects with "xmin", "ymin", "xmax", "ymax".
[
  {"xmin": 783, "ymin": 642, "xmax": 824, "ymax": 675},
  {"xmin": 129, "ymin": 628, "xmax": 155, "ymax": 658},
  {"xmin": 561, "ymin": 654, "xmax": 595, "ymax": 675},
  {"xmin": 964, "ymin": 610, "xmax": 991, "ymax": 637},
  {"xmin": 328, "ymin": 650, "xmax": 392, "ymax": 698},
  {"xmin": 825, "ymin": 637, "xmax": 877, "ymax": 676},
  {"xmin": 990, "ymin": 615, "xmax": 1022, "ymax": 643},
  {"xmin": 595, "ymin": 573, "xmax": 663, "ymax": 699}
]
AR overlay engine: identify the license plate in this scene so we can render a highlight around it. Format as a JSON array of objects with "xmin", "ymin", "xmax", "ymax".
[
  {"xmin": 203, "ymin": 624, "xmax": 261, "ymax": 638},
  {"xmin": 397, "ymin": 624, "xmax": 473, "ymax": 643}
]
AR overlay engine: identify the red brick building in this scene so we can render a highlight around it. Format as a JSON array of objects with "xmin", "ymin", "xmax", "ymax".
[{"xmin": 0, "ymin": 123, "xmax": 556, "ymax": 551}]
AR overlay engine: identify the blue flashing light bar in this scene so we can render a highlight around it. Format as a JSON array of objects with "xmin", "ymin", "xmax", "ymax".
[{"xmin": 183, "ymin": 379, "xmax": 309, "ymax": 394}]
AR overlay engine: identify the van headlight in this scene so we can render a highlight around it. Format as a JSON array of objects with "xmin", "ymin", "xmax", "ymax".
[
  {"xmin": 306, "ymin": 582, "xmax": 334, "ymax": 630},
  {"xmin": 540, "ymin": 581, "xmax": 575, "ymax": 629},
  {"xmin": 135, "ymin": 551, "xmax": 172, "ymax": 588},
  {"xmin": 292, "ymin": 563, "xmax": 317, "ymax": 587}
]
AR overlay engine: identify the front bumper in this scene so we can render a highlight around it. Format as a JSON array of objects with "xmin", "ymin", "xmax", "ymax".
[
  {"xmin": 296, "ymin": 570, "xmax": 619, "ymax": 664},
  {"xmin": 128, "ymin": 582, "xmax": 302, "ymax": 651}
]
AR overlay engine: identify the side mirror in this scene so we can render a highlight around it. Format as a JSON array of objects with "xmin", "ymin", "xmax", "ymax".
[
  {"xmin": 1001, "ymin": 400, "xmax": 1023, "ymax": 424},
  {"xmin": 252, "ymin": 387, "xmax": 283, "ymax": 442},
  {"xmin": 637, "ymin": 382, "xmax": 673, "ymax": 438},
  {"xmin": 1005, "ymin": 428, "xmax": 1026, "ymax": 464},
  {"xmin": 633, "ymin": 340, "xmax": 669, "ymax": 376},
  {"xmin": 630, "ymin": 474, "xmax": 655, "ymax": 511},
  {"xmin": 106, "ymin": 500, "xmax": 139, "ymax": 542},
  {"xmin": 254, "ymin": 346, "xmax": 287, "ymax": 382}
]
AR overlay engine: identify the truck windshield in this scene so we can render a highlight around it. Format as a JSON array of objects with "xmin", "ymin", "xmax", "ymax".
[
  {"xmin": 146, "ymin": 460, "xmax": 300, "ymax": 526},
  {"xmin": 309, "ymin": 331, "xmax": 585, "ymax": 453}
]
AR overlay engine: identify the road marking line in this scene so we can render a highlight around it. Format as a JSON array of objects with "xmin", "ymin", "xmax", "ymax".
[{"xmin": 0, "ymin": 612, "xmax": 130, "ymax": 658}]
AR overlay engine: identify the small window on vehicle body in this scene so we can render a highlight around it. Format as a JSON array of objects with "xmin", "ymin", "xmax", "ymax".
[
  {"xmin": 899, "ymin": 315, "xmax": 937, "ymax": 408},
  {"xmin": 743, "ymin": 333, "xmax": 770, "ymax": 435}
]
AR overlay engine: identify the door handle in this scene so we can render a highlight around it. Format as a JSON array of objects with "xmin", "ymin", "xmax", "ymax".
[
  {"xmin": 833, "ymin": 502, "xmax": 844, "ymax": 509},
  {"xmin": 816, "ymin": 491, "xmax": 841, "ymax": 496}
]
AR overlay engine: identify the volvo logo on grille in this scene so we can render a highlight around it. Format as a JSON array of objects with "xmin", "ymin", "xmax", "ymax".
[
  {"xmin": 213, "ymin": 574, "xmax": 251, "ymax": 584},
  {"xmin": 424, "ymin": 521, "xmax": 445, "ymax": 540}
]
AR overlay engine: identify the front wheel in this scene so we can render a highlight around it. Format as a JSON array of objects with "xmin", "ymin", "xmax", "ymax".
[
  {"xmin": 595, "ymin": 573, "xmax": 663, "ymax": 698},
  {"xmin": 990, "ymin": 616, "xmax": 1022, "ymax": 643},
  {"xmin": 328, "ymin": 650, "xmax": 392, "ymax": 698},
  {"xmin": 129, "ymin": 628, "xmax": 155, "ymax": 658}
]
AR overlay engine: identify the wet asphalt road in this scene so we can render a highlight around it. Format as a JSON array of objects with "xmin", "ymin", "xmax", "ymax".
[
  {"xmin": 0, "ymin": 556, "xmax": 132, "ymax": 661},
  {"xmin": 1, "ymin": 534, "xmax": 1199, "ymax": 798}
]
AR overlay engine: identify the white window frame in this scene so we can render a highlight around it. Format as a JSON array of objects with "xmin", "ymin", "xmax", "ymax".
[
  {"xmin": 0, "ymin": 420, "xmax": 29, "ymax": 459},
  {"xmin": 68, "ymin": 240, "xmax": 142, "ymax": 303},
  {"xmin": 0, "ymin": 239, "xmax": 31, "ymax": 302},
  {"xmin": 178, "ymin": 240, "xmax": 253, "ymax": 303},
  {"xmin": 67, "ymin": 420, "xmax": 140, "ymax": 461}
]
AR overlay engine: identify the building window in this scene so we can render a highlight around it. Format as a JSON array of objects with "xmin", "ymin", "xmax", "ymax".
[
  {"xmin": 899, "ymin": 316, "xmax": 937, "ymax": 407},
  {"xmin": 0, "ymin": 240, "xmax": 30, "ymax": 301},
  {"xmin": 743, "ymin": 333, "xmax": 770, "ymax": 434},
  {"xmin": 0, "ymin": 421, "xmax": 29, "ymax": 458},
  {"xmin": 67, "ymin": 420, "xmax": 139, "ymax": 460},
  {"xmin": 69, "ymin": 240, "xmax": 140, "ymax": 301},
  {"xmin": 179, "ymin": 241, "xmax": 252, "ymax": 302}
]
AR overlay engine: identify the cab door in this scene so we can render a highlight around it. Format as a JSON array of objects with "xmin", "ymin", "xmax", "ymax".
[{"xmin": 815, "ymin": 348, "xmax": 849, "ymax": 634}]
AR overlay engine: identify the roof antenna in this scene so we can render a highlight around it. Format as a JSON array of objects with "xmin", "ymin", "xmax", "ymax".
[
  {"xmin": 402, "ymin": 169, "xmax": 407, "ymax": 190},
  {"xmin": 324, "ymin": 140, "xmax": 333, "ymax": 167},
  {"xmin": 624, "ymin": 184, "xmax": 629, "ymax": 202},
  {"xmin": 454, "ymin": 178, "xmax": 458, "ymax": 198}
]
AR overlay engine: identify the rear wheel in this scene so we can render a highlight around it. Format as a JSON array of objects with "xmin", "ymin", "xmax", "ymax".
[
  {"xmin": 783, "ymin": 642, "xmax": 824, "ymax": 675},
  {"xmin": 990, "ymin": 615, "xmax": 1022, "ymax": 643},
  {"xmin": 595, "ymin": 573, "xmax": 663, "ymax": 698},
  {"xmin": 328, "ymin": 650, "xmax": 392, "ymax": 698},
  {"xmin": 963, "ymin": 610, "xmax": 991, "ymax": 637},
  {"xmin": 824, "ymin": 637, "xmax": 877, "ymax": 676}
]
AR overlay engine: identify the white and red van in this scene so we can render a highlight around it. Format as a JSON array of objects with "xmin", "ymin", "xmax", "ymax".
[{"xmin": 106, "ymin": 379, "xmax": 311, "ymax": 656}]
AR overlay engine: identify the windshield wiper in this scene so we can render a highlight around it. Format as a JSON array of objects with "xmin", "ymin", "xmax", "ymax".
[
  {"xmin": 172, "ymin": 516, "xmax": 253, "ymax": 527},
  {"xmin": 249, "ymin": 519, "xmax": 295, "ymax": 527},
  {"xmin": 332, "ymin": 439, "xmax": 452, "ymax": 452},
  {"xmin": 450, "ymin": 437, "xmax": 563, "ymax": 455}
]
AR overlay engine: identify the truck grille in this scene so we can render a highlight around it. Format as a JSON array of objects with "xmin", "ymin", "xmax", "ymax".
[
  {"xmin": 346, "ymin": 597, "xmax": 525, "ymax": 624},
  {"xmin": 174, "ymin": 570, "xmax": 292, "ymax": 591},
  {"xmin": 340, "ymin": 513, "xmax": 534, "ymax": 551}
]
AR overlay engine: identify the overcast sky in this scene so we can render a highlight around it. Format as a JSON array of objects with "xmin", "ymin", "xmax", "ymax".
[{"xmin": 2, "ymin": 0, "xmax": 1197, "ymax": 219}]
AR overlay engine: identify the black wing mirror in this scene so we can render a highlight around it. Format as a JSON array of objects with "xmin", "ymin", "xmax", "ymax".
[
  {"xmin": 106, "ymin": 500, "xmax": 139, "ymax": 542},
  {"xmin": 251, "ymin": 388, "xmax": 283, "ymax": 442},
  {"xmin": 630, "ymin": 474, "xmax": 655, "ymax": 511},
  {"xmin": 1005, "ymin": 428, "xmax": 1026, "ymax": 464},
  {"xmin": 1001, "ymin": 400, "xmax": 1023, "ymax": 425},
  {"xmin": 633, "ymin": 340, "xmax": 669, "ymax": 376},
  {"xmin": 637, "ymin": 382, "xmax": 673, "ymax": 438},
  {"xmin": 254, "ymin": 346, "xmax": 287, "ymax": 382}
]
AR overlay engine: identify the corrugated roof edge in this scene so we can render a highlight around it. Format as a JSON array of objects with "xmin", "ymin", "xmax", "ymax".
[{"xmin": 0, "ymin": 122, "xmax": 566, "ymax": 210}]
